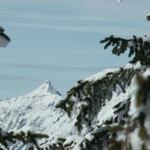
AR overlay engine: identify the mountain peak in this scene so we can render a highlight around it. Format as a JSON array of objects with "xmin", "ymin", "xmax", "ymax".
[
  {"xmin": 30, "ymin": 80, "xmax": 61, "ymax": 96},
  {"xmin": 38, "ymin": 80, "xmax": 53, "ymax": 92}
]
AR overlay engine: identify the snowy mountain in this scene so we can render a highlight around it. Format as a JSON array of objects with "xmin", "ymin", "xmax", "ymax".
[
  {"xmin": 0, "ymin": 81, "xmax": 62, "ymax": 133},
  {"xmin": 0, "ymin": 64, "xmax": 150, "ymax": 150}
]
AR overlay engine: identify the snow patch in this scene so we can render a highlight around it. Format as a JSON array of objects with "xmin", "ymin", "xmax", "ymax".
[{"xmin": 83, "ymin": 68, "xmax": 119, "ymax": 82}]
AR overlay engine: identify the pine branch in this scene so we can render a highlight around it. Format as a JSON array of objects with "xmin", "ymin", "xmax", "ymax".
[
  {"xmin": 0, "ymin": 128, "xmax": 49, "ymax": 149},
  {"xmin": 100, "ymin": 35, "xmax": 150, "ymax": 65}
]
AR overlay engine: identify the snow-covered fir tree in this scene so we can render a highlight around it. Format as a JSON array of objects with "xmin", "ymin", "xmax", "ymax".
[{"xmin": 0, "ymin": 7, "xmax": 150, "ymax": 150}]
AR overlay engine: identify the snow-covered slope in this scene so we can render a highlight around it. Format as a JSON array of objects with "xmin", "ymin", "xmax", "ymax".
[
  {"xmin": 0, "ymin": 64, "xmax": 150, "ymax": 150},
  {"xmin": 0, "ymin": 81, "xmax": 62, "ymax": 134},
  {"xmin": 0, "ymin": 80, "xmax": 82, "ymax": 149}
]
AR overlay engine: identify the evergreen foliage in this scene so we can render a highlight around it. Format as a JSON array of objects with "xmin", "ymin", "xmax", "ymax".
[
  {"xmin": 0, "ymin": 128, "xmax": 49, "ymax": 149},
  {"xmin": 100, "ymin": 35, "xmax": 150, "ymax": 65},
  {"xmin": 1, "ymin": 9, "xmax": 150, "ymax": 150},
  {"xmin": 98, "ymin": 15, "xmax": 150, "ymax": 150}
]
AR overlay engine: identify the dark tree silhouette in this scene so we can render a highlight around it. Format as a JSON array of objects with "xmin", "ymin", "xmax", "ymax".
[{"xmin": 0, "ymin": 26, "xmax": 11, "ymax": 47}]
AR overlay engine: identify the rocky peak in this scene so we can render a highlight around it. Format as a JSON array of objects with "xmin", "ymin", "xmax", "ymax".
[{"xmin": 29, "ymin": 80, "xmax": 61, "ymax": 96}]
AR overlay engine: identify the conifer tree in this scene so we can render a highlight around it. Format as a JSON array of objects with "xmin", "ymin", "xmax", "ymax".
[{"xmin": 100, "ymin": 16, "xmax": 150, "ymax": 150}]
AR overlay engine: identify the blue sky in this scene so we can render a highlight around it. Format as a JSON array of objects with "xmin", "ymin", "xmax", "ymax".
[{"xmin": 0, "ymin": 0, "xmax": 150, "ymax": 98}]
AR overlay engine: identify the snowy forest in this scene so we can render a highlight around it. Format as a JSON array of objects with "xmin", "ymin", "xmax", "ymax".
[{"xmin": 0, "ymin": 0, "xmax": 150, "ymax": 150}]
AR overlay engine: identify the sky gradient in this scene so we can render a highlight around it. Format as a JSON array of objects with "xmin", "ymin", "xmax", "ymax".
[{"xmin": 0, "ymin": 0, "xmax": 150, "ymax": 98}]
